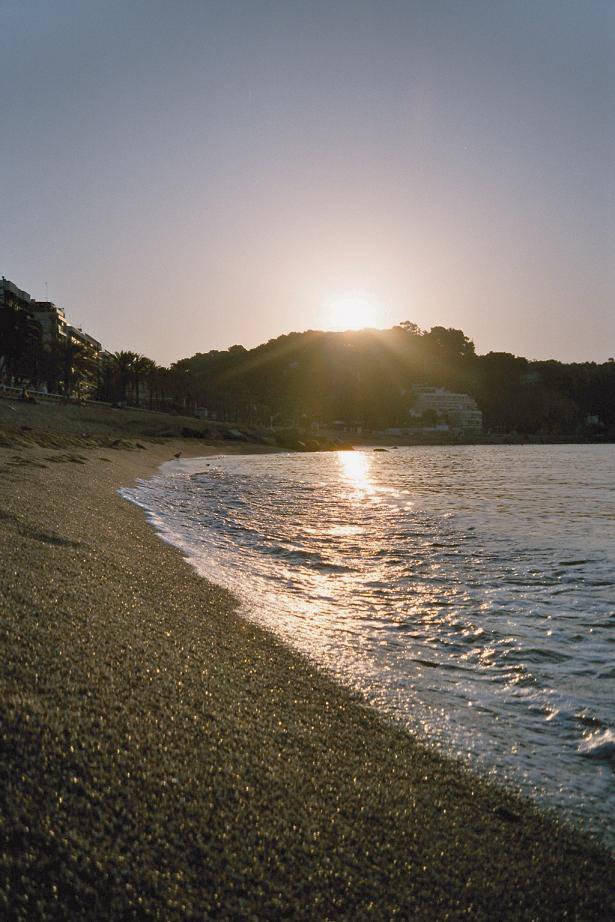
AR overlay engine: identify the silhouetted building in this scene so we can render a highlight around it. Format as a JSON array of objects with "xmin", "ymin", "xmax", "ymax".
[
  {"xmin": 31, "ymin": 301, "xmax": 68, "ymax": 346},
  {"xmin": 0, "ymin": 276, "xmax": 33, "ymax": 314}
]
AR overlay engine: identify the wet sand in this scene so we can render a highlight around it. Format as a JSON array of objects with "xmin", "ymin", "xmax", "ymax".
[{"xmin": 0, "ymin": 440, "xmax": 613, "ymax": 919}]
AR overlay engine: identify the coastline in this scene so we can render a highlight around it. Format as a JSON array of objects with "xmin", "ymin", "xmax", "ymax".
[{"xmin": 1, "ymin": 440, "xmax": 613, "ymax": 918}]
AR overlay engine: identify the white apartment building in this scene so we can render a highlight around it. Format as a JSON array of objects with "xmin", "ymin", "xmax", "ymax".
[{"xmin": 410, "ymin": 385, "xmax": 483, "ymax": 432}]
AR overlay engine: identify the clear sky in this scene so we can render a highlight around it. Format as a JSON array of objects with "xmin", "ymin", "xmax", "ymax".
[{"xmin": 1, "ymin": 0, "xmax": 613, "ymax": 364}]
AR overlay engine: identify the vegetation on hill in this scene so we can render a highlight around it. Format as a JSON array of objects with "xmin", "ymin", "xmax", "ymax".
[
  {"xmin": 170, "ymin": 324, "xmax": 615, "ymax": 438},
  {"xmin": 2, "ymin": 312, "xmax": 614, "ymax": 438}
]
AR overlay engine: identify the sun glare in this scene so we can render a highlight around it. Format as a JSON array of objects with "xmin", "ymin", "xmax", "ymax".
[{"xmin": 322, "ymin": 290, "xmax": 385, "ymax": 331}]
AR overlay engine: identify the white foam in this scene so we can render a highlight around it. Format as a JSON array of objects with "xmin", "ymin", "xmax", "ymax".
[{"xmin": 578, "ymin": 729, "xmax": 615, "ymax": 761}]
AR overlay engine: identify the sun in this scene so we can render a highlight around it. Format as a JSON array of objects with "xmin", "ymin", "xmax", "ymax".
[{"xmin": 322, "ymin": 290, "xmax": 386, "ymax": 331}]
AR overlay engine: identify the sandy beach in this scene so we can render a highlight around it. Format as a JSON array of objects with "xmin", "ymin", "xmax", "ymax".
[{"xmin": 0, "ymin": 428, "xmax": 613, "ymax": 918}]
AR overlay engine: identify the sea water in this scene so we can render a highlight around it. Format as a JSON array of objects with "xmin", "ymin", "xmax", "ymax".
[{"xmin": 123, "ymin": 445, "xmax": 615, "ymax": 845}]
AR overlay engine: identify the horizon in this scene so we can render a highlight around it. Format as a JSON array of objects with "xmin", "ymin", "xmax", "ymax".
[
  {"xmin": 4, "ymin": 267, "xmax": 615, "ymax": 368},
  {"xmin": 1, "ymin": 1, "xmax": 613, "ymax": 365}
]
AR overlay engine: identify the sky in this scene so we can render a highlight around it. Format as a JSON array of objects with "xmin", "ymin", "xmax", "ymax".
[{"xmin": 1, "ymin": 0, "xmax": 613, "ymax": 365}]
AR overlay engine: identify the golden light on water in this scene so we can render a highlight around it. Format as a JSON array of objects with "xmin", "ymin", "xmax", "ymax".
[
  {"xmin": 337, "ymin": 450, "xmax": 375, "ymax": 495},
  {"xmin": 322, "ymin": 290, "xmax": 386, "ymax": 331},
  {"xmin": 338, "ymin": 449, "xmax": 413, "ymax": 509}
]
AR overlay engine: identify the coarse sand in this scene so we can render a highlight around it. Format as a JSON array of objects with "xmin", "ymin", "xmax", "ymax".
[{"xmin": 0, "ymin": 440, "xmax": 613, "ymax": 920}]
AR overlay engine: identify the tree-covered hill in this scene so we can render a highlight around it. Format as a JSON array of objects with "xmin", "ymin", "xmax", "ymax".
[
  {"xmin": 171, "ymin": 324, "xmax": 615, "ymax": 438},
  {"xmin": 4, "ymin": 309, "xmax": 614, "ymax": 437}
]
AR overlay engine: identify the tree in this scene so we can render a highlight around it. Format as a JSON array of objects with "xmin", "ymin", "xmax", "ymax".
[
  {"xmin": 424, "ymin": 326, "xmax": 475, "ymax": 359},
  {"xmin": 0, "ymin": 307, "xmax": 43, "ymax": 384},
  {"xmin": 131, "ymin": 355, "xmax": 156, "ymax": 407},
  {"xmin": 394, "ymin": 321, "xmax": 423, "ymax": 337},
  {"xmin": 112, "ymin": 351, "xmax": 138, "ymax": 403},
  {"xmin": 60, "ymin": 340, "xmax": 98, "ymax": 397}
]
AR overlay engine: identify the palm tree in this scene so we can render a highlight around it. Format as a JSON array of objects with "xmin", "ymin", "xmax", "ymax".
[
  {"xmin": 59, "ymin": 340, "xmax": 98, "ymax": 397},
  {"xmin": 131, "ymin": 355, "xmax": 156, "ymax": 407},
  {"xmin": 148, "ymin": 364, "xmax": 173, "ymax": 409},
  {"xmin": 112, "ymin": 350, "xmax": 138, "ymax": 403}
]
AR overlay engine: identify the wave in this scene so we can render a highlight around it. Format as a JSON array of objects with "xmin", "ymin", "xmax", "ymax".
[{"xmin": 578, "ymin": 729, "xmax": 615, "ymax": 761}]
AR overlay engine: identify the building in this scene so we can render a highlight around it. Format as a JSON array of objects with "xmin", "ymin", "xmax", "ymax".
[
  {"xmin": 0, "ymin": 276, "xmax": 33, "ymax": 314},
  {"xmin": 67, "ymin": 325, "xmax": 102, "ymax": 355},
  {"xmin": 2, "ymin": 278, "xmax": 101, "ymax": 355},
  {"xmin": 1, "ymin": 277, "xmax": 36, "ymax": 383},
  {"xmin": 410, "ymin": 385, "xmax": 483, "ymax": 432},
  {"xmin": 1, "ymin": 274, "xmax": 105, "ymax": 397},
  {"xmin": 31, "ymin": 301, "xmax": 68, "ymax": 346}
]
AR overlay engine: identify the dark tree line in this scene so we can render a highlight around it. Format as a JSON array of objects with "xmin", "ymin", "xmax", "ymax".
[
  {"xmin": 2, "ymin": 307, "xmax": 614, "ymax": 436},
  {"xmin": 169, "ymin": 324, "xmax": 615, "ymax": 437},
  {"xmin": 0, "ymin": 312, "xmax": 177, "ymax": 407}
]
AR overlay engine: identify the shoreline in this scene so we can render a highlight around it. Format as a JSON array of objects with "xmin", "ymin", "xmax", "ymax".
[
  {"xmin": 129, "ymin": 448, "xmax": 614, "ymax": 847},
  {"xmin": 1, "ymin": 440, "xmax": 613, "ymax": 918}
]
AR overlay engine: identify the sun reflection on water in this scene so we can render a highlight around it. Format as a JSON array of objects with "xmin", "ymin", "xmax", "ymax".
[{"xmin": 337, "ymin": 450, "xmax": 375, "ymax": 496}]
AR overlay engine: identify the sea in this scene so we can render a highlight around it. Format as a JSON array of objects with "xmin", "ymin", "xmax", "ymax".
[{"xmin": 122, "ymin": 444, "xmax": 615, "ymax": 846}]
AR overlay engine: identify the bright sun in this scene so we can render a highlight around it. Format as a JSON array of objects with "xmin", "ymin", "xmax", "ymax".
[{"xmin": 322, "ymin": 290, "xmax": 385, "ymax": 331}]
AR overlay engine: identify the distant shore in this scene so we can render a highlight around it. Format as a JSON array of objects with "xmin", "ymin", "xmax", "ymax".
[
  {"xmin": 0, "ymin": 410, "xmax": 613, "ymax": 917},
  {"xmin": 354, "ymin": 430, "xmax": 615, "ymax": 448}
]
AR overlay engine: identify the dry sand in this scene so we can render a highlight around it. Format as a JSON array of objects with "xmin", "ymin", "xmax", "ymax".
[{"xmin": 0, "ymin": 437, "xmax": 613, "ymax": 920}]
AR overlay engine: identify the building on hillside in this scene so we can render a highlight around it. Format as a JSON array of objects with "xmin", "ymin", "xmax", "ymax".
[
  {"xmin": 67, "ymin": 325, "xmax": 102, "ymax": 355},
  {"xmin": 1, "ymin": 277, "xmax": 36, "ymax": 384},
  {"xmin": 410, "ymin": 385, "xmax": 483, "ymax": 432},
  {"xmin": 1, "ymin": 276, "xmax": 33, "ymax": 314},
  {"xmin": 64, "ymin": 326, "xmax": 103, "ymax": 398},
  {"xmin": 1, "ymin": 275, "xmax": 107, "ymax": 398},
  {"xmin": 31, "ymin": 301, "xmax": 68, "ymax": 346}
]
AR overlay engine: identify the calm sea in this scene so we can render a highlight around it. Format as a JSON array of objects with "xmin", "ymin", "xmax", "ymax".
[{"xmin": 123, "ymin": 445, "xmax": 615, "ymax": 845}]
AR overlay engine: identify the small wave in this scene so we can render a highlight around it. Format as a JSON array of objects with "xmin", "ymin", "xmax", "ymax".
[
  {"xmin": 509, "ymin": 647, "xmax": 572, "ymax": 665},
  {"xmin": 575, "ymin": 710, "xmax": 605, "ymax": 730},
  {"xmin": 577, "ymin": 729, "xmax": 615, "ymax": 761},
  {"xmin": 259, "ymin": 542, "xmax": 356, "ymax": 573}
]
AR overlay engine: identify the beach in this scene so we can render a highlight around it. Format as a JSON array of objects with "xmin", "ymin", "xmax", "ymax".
[{"xmin": 0, "ymin": 430, "xmax": 613, "ymax": 918}]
